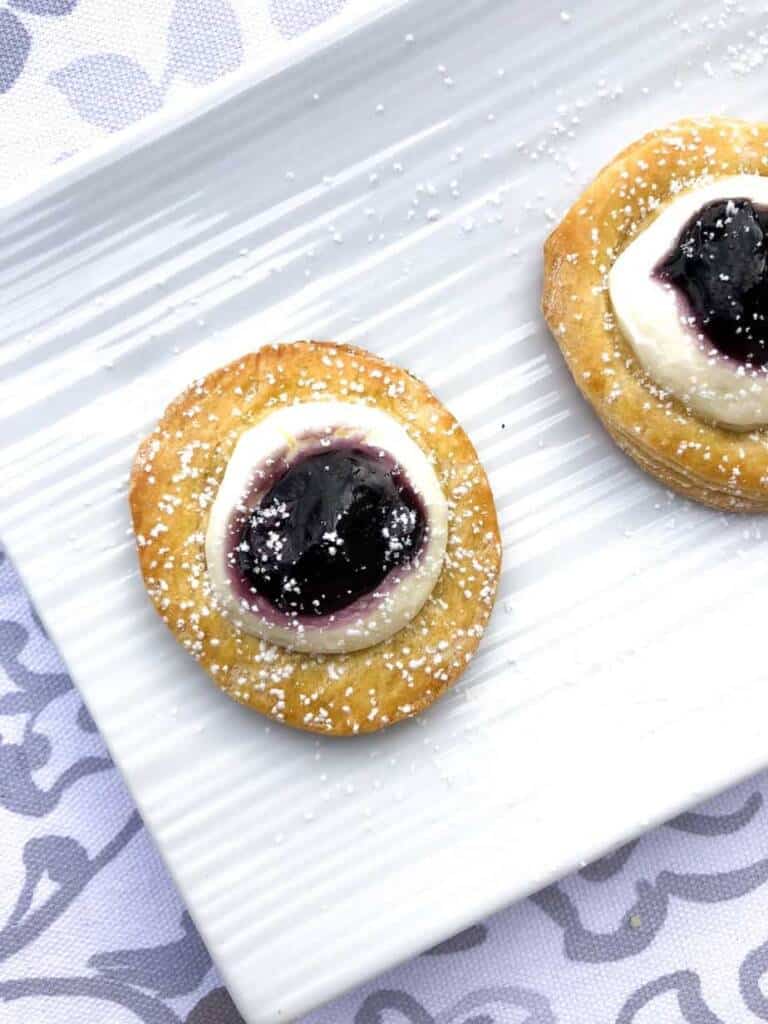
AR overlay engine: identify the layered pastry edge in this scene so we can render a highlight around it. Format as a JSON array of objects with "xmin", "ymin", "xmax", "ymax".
[
  {"xmin": 130, "ymin": 341, "xmax": 502, "ymax": 734},
  {"xmin": 543, "ymin": 116, "xmax": 768, "ymax": 511}
]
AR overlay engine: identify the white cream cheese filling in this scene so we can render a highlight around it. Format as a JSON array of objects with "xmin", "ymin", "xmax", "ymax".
[
  {"xmin": 609, "ymin": 174, "xmax": 768, "ymax": 430},
  {"xmin": 205, "ymin": 401, "xmax": 448, "ymax": 654}
]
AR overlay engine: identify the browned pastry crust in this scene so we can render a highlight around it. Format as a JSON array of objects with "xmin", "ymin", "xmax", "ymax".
[
  {"xmin": 543, "ymin": 116, "xmax": 768, "ymax": 511},
  {"xmin": 130, "ymin": 341, "xmax": 501, "ymax": 735}
]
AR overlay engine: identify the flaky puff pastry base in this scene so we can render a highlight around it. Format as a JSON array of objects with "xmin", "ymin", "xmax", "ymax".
[
  {"xmin": 543, "ymin": 116, "xmax": 768, "ymax": 512},
  {"xmin": 130, "ymin": 341, "xmax": 501, "ymax": 736}
]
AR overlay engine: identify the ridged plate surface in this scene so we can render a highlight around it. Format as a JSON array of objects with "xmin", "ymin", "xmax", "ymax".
[{"xmin": 3, "ymin": 0, "xmax": 768, "ymax": 1020}]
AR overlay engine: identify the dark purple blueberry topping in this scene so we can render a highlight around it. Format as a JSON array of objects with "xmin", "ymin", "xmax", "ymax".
[
  {"xmin": 234, "ymin": 447, "xmax": 426, "ymax": 617},
  {"xmin": 655, "ymin": 197, "xmax": 768, "ymax": 365}
]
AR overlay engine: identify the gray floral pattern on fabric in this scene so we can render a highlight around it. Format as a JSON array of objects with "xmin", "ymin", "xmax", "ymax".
[
  {"xmin": 50, "ymin": 0, "xmax": 243, "ymax": 131},
  {"xmin": 532, "ymin": 855, "xmax": 768, "ymax": 963},
  {"xmin": 0, "ymin": 0, "xmax": 77, "ymax": 92},
  {"xmin": 2, "ymin": 818, "xmax": 141, "ymax": 961},
  {"xmin": 269, "ymin": 0, "xmax": 348, "ymax": 40},
  {"xmin": 669, "ymin": 792, "xmax": 763, "ymax": 835},
  {"xmin": 89, "ymin": 912, "xmax": 212, "ymax": 997},
  {"xmin": 0, "ymin": 547, "xmax": 221, "ymax": 1020},
  {"xmin": 186, "ymin": 987, "xmax": 246, "ymax": 1023},
  {"xmin": 0, "ymin": 617, "xmax": 110, "ymax": 817},
  {"xmin": 423, "ymin": 925, "xmax": 488, "ymax": 957},
  {"xmin": 578, "ymin": 840, "xmax": 640, "ymax": 882},
  {"xmin": 50, "ymin": 54, "xmax": 165, "ymax": 131},
  {"xmin": 740, "ymin": 936, "xmax": 768, "ymax": 1019},
  {"xmin": 0, "ymin": 9, "xmax": 31, "ymax": 91},
  {"xmin": 167, "ymin": 0, "xmax": 243, "ymax": 85},
  {"xmin": 355, "ymin": 987, "xmax": 557, "ymax": 1024},
  {"xmin": 10, "ymin": 0, "xmax": 78, "ymax": 14},
  {"xmin": 616, "ymin": 972, "xmax": 724, "ymax": 1024},
  {"xmin": 0, "ymin": 975, "xmax": 185, "ymax": 1024}
]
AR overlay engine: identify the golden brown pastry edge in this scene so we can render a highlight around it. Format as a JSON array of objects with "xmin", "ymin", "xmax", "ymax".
[
  {"xmin": 130, "ymin": 340, "xmax": 502, "ymax": 735},
  {"xmin": 542, "ymin": 116, "xmax": 768, "ymax": 512}
]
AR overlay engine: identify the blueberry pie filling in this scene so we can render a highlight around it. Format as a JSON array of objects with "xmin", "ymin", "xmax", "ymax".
[
  {"xmin": 231, "ymin": 446, "xmax": 426, "ymax": 618},
  {"xmin": 609, "ymin": 174, "xmax": 768, "ymax": 429},
  {"xmin": 205, "ymin": 402, "xmax": 448, "ymax": 653},
  {"xmin": 655, "ymin": 197, "xmax": 768, "ymax": 366}
]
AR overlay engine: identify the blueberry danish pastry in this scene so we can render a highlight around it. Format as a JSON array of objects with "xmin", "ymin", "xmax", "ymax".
[
  {"xmin": 130, "ymin": 341, "xmax": 501, "ymax": 734},
  {"xmin": 543, "ymin": 117, "xmax": 768, "ymax": 510}
]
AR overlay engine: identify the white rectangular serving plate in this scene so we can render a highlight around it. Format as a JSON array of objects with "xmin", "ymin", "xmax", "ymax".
[{"xmin": 4, "ymin": 0, "xmax": 768, "ymax": 1020}]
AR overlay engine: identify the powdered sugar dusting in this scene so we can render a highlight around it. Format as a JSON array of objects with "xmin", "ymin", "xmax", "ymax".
[
  {"xmin": 131, "ymin": 342, "xmax": 501, "ymax": 734},
  {"xmin": 544, "ymin": 117, "xmax": 768, "ymax": 510}
]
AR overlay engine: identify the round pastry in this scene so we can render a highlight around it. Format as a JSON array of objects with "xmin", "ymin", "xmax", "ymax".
[
  {"xmin": 543, "ymin": 116, "xmax": 768, "ymax": 511},
  {"xmin": 130, "ymin": 341, "xmax": 501, "ymax": 735}
]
